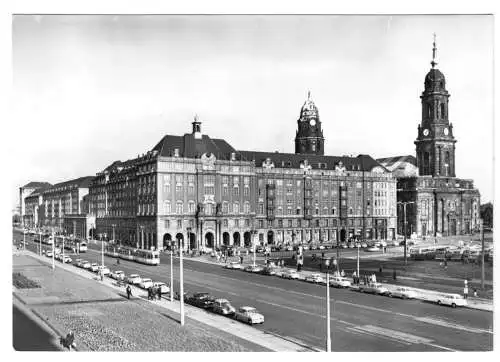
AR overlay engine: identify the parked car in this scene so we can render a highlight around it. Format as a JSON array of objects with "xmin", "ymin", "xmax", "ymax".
[
  {"xmin": 127, "ymin": 274, "xmax": 142, "ymax": 285},
  {"xmin": 153, "ymin": 282, "xmax": 170, "ymax": 294},
  {"xmin": 97, "ymin": 265, "xmax": 110, "ymax": 275},
  {"xmin": 74, "ymin": 258, "xmax": 83, "ymax": 267},
  {"xmin": 285, "ymin": 245, "xmax": 294, "ymax": 251},
  {"xmin": 301, "ymin": 244, "xmax": 309, "ymax": 251},
  {"xmin": 256, "ymin": 246, "xmax": 265, "ymax": 253},
  {"xmin": 244, "ymin": 265, "xmax": 264, "ymax": 273},
  {"xmin": 340, "ymin": 243, "xmax": 348, "ymax": 249},
  {"xmin": 359, "ymin": 282, "xmax": 389, "ymax": 295},
  {"xmin": 329, "ymin": 276, "xmax": 352, "ymax": 288},
  {"xmin": 211, "ymin": 299, "xmax": 236, "ymax": 316},
  {"xmin": 139, "ymin": 278, "xmax": 154, "ymax": 289},
  {"xmin": 379, "ymin": 241, "xmax": 388, "ymax": 247},
  {"xmin": 361, "ymin": 242, "xmax": 368, "ymax": 248},
  {"xmin": 188, "ymin": 292, "xmax": 216, "ymax": 309},
  {"xmin": 234, "ymin": 306, "xmax": 264, "ymax": 325},
  {"xmin": 81, "ymin": 260, "xmax": 92, "ymax": 269},
  {"xmin": 110, "ymin": 270, "xmax": 125, "ymax": 280},
  {"xmin": 281, "ymin": 269, "xmax": 300, "ymax": 279},
  {"xmin": 388, "ymin": 287, "xmax": 416, "ymax": 299},
  {"xmin": 436, "ymin": 294, "xmax": 467, "ymax": 308},
  {"xmin": 224, "ymin": 261, "xmax": 242, "ymax": 270},
  {"xmin": 366, "ymin": 246, "xmax": 380, "ymax": 252},
  {"xmin": 90, "ymin": 263, "xmax": 99, "ymax": 272},
  {"xmin": 305, "ymin": 273, "xmax": 325, "ymax": 284},
  {"xmin": 46, "ymin": 250, "xmax": 53, "ymax": 257},
  {"xmin": 262, "ymin": 266, "xmax": 278, "ymax": 276},
  {"xmin": 347, "ymin": 242, "xmax": 355, "ymax": 249},
  {"xmin": 62, "ymin": 255, "xmax": 72, "ymax": 263}
]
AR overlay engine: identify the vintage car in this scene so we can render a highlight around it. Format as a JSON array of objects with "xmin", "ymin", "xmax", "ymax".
[
  {"xmin": 211, "ymin": 299, "xmax": 236, "ymax": 316},
  {"xmin": 234, "ymin": 306, "xmax": 264, "ymax": 325}
]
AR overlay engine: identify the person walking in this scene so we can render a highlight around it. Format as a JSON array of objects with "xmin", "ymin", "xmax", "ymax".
[
  {"xmin": 157, "ymin": 286, "xmax": 162, "ymax": 300},
  {"xmin": 126, "ymin": 285, "xmax": 132, "ymax": 300},
  {"xmin": 352, "ymin": 271, "xmax": 357, "ymax": 284},
  {"xmin": 240, "ymin": 255, "xmax": 244, "ymax": 264},
  {"xmin": 463, "ymin": 282, "xmax": 469, "ymax": 300}
]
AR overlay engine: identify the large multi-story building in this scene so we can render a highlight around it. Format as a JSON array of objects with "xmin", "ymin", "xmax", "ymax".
[
  {"xmin": 378, "ymin": 39, "xmax": 480, "ymax": 238},
  {"xmin": 88, "ymin": 99, "xmax": 397, "ymax": 251},
  {"xmin": 19, "ymin": 181, "xmax": 52, "ymax": 227}
]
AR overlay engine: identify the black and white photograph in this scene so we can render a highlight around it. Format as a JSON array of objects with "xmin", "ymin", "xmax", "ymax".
[{"xmin": 8, "ymin": 9, "xmax": 495, "ymax": 353}]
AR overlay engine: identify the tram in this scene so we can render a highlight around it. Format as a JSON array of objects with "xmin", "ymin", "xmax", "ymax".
[{"xmin": 104, "ymin": 245, "xmax": 160, "ymax": 265}]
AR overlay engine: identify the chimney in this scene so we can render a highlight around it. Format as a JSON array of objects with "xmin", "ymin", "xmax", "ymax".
[
  {"xmin": 230, "ymin": 152, "xmax": 236, "ymax": 161},
  {"xmin": 192, "ymin": 114, "xmax": 202, "ymax": 139},
  {"xmin": 174, "ymin": 148, "xmax": 180, "ymax": 157}
]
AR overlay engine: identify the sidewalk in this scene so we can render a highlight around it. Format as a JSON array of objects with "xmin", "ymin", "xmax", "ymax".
[
  {"xmin": 17, "ymin": 249, "xmax": 316, "ymax": 352},
  {"xmin": 182, "ymin": 252, "xmax": 493, "ymax": 312}
]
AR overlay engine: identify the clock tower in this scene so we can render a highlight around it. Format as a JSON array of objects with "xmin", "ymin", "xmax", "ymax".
[
  {"xmin": 295, "ymin": 91, "xmax": 325, "ymax": 155},
  {"xmin": 415, "ymin": 35, "xmax": 456, "ymax": 177}
]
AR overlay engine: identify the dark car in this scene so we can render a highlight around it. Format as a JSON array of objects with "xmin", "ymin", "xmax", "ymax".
[
  {"xmin": 188, "ymin": 292, "xmax": 216, "ymax": 309},
  {"xmin": 256, "ymin": 246, "xmax": 265, "ymax": 253}
]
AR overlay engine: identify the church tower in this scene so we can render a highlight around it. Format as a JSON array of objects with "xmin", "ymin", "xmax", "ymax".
[
  {"xmin": 295, "ymin": 92, "xmax": 325, "ymax": 155},
  {"xmin": 415, "ymin": 35, "xmax": 456, "ymax": 177}
]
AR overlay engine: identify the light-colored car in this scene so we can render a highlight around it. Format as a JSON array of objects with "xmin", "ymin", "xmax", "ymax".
[
  {"xmin": 90, "ymin": 263, "xmax": 99, "ymax": 272},
  {"xmin": 348, "ymin": 242, "xmax": 355, "ymax": 249},
  {"xmin": 341, "ymin": 243, "xmax": 348, "ymax": 249},
  {"xmin": 281, "ymin": 269, "xmax": 300, "ymax": 279},
  {"xmin": 139, "ymin": 278, "xmax": 154, "ymax": 289},
  {"xmin": 224, "ymin": 261, "xmax": 242, "ymax": 270},
  {"xmin": 127, "ymin": 274, "xmax": 142, "ymax": 285},
  {"xmin": 244, "ymin": 265, "xmax": 264, "ymax": 273},
  {"xmin": 359, "ymin": 282, "xmax": 389, "ymax": 295},
  {"xmin": 318, "ymin": 245, "xmax": 326, "ymax": 250},
  {"xmin": 153, "ymin": 282, "xmax": 170, "ymax": 294},
  {"xmin": 361, "ymin": 242, "xmax": 368, "ymax": 248},
  {"xmin": 62, "ymin": 255, "xmax": 72, "ymax": 263},
  {"xmin": 379, "ymin": 241, "xmax": 388, "ymax": 247},
  {"xmin": 329, "ymin": 276, "xmax": 352, "ymax": 288},
  {"xmin": 74, "ymin": 258, "xmax": 83, "ymax": 266},
  {"xmin": 366, "ymin": 246, "xmax": 380, "ymax": 252},
  {"xmin": 388, "ymin": 287, "xmax": 416, "ymax": 299},
  {"xmin": 234, "ymin": 306, "xmax": 264, "ymax": 325},
  {"xmin": 391, "ymin": 240, "xmax": 399, "ymax": 247},
  {"xmin": 305, "ymin": 273, "xmax": 325, "ymax": 284},
  {"xmin": 110, "ymin": 270, "xmax": 125, "ymax": 280},
  {"xmin": 436, "ymin": 294, "xmax": 467, "ymax": 308},
  {"xmin": 211, "ymin": 299, "xmax": 236, "ymax": 316},
  {"xmin": 286, "ymin": 245, "xmax": 294, "ymax": 251},
  {"xmin": 97, "ymin": 266, "xmax": 110, "ymax": 275},
  {"xmin": 301, "ymin": 245, "xmax": 309, "ymax": 251},
  {"xmin": 81, "ymin": 260, "xmax": 91, "ymax": 269}
]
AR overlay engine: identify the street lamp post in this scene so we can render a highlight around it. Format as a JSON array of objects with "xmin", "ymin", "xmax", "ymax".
[
  {"xmin": 251, "ymin": 229, "xmax": 257, "ymax": 267},
  {"xmin": 397, "ymin": 201, "xmax": 415, "ymax": 265},
  {"xmin": 51, "ymin": 231, "xmax": 55, "ymax": 270},
  {"xmin": 112, "ymin": 224, "xmax": 116, "ymax": 244},
  {"xmin": 39, "ymin": 230, "xmax": 42, "ymax": 255},
  {"xmin": 170, "ymin": 240, "xmax": 174, "ymax": 302},
  {"xmin": 180, "ymin": 228, "xmax": 190, "ymax": 326},
  {"xmin": 324, "ymin": 258, "xmax": 331, "ymax": 352},
  {"xmin": 23, "ymin": 230, "xmax": 26, "ymax": 251},
  {"xmin": 357, "ymin": 243, "xmax": 360, "ymax": 278},
  {"xmin": 140, "ymin": 225, "xmax": 144, "ymax": 250},
  {"xmin": 62, "ymin": 233, "xmax": 65, "ymax": 263}
]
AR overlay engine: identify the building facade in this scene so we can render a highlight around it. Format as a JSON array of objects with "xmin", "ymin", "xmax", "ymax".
[
  {"xmin": 19, "ymin": 181, "xmax": 51, "ymax": 227},
  {"xmin": 379, "ymin": 39, "xmax": 480, "ymax": 238},
  {"xmin": 87, "ymin": 97, "xmax": 397, "ymax": 251}
]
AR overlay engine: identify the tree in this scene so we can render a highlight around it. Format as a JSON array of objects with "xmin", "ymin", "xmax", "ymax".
[{"xmin": 480, "ymin": 202, "xmax": 493, "ymax": 228}]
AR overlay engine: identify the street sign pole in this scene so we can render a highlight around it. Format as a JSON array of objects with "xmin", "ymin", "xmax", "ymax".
[
  {"xmin": 52, "ymin": 232, "xmax": 55, "ymax": 270},
  {"xmin": 326, "ymin": 269, "xmax": 331, "ymax": 352}
]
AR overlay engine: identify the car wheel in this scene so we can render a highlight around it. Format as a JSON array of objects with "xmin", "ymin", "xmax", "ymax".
[
  {"xmin": 388, "ymin": 293, "xmax": 393, "ymax": 298},
  {"xmin": 437, "ymin": 300, "xmax": 441, "ymax": 305},
  {"xmin": 451, "ymin": 303, "xmax": 456, "ymax": 308},
  {"xmin": 247, "ymin": 318, "xmax": 252, "ymax": 325}
]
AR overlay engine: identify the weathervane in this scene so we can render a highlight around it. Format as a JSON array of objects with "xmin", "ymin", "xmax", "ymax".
[{"xmin": 431, "ymin": 33, "xmax": 438, "ymax": 68}]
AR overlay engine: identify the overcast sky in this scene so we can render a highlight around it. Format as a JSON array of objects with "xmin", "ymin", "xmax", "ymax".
[{"xmin": 11, "ymin": 15, "xmax": 494, "ymax": 206}]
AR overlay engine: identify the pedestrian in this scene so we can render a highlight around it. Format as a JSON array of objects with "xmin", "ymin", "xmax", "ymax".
[
  {"xmin": 463, "ymin": 285, "xmax": 469, "ymax": 299},
  {"xmin": 393, "ymin": 269, "xmax": 397, "ymax": 280},
  {"xmin": 352, "ymin": 271, "xmax": 357, "ymax": 284},
  {"xmin": 157, "ymin": 286, "xmax": 162, "ymax": 300},
  {"xmin": 100, "ymin": 271, "xmax": 104, "ymax": 282},
  {"xmin": 126, "ymin": 285, "xmax": 131, "ymax": 299},
  {"xmin": 379, "ymin": 264, "xmax": 383, "ymax": 273},
  {"xmin": 444, "ymin": 259, "xmax": 448, "ymax": 269},
  {"xmin": 473, "ymin": 288, "xmax": 478, "ymax": 298},
  {"xmin": 148, "ymin": 286, "xmax": 153, "ymax": 300},
  {"xmin": 240, "ymin": 255, "xmax": 244, "ymax": 264},
  {"xmin": 341, "ymin": 269, "xmax": 345, "ymax": 277}
]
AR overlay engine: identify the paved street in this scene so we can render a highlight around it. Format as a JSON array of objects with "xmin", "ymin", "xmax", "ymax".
[{"xmin": 14, "ymin": 230, "xmax": 493, "ymax": 352}]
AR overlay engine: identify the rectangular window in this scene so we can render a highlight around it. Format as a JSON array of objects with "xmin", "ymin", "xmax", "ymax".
[
  {"xmin": 177, "ymin": 220, "xmax": 182, "ymax": 229},
  {"xmin": 258, "ymin": 220, "xmax": 264, "ymax": 228},
  {"xmin": 223, "ymin": 219, "xmax": 228, "ymax": 227},
  {"xmin": 223, "ymin": 186, "xmax": 228, "ymax": 196},
  {"xmin": 243, "ymin": 186, "xmax": 250, "ymax": 196}
]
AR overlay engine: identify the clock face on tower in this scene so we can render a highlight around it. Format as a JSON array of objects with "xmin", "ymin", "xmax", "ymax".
[
  {"xmin": 423, "ymin": 129, "xmax": 429, "ymax": 136},
  {"xmin": 444, "ymin": 128, "xmax": 449, "ymax": 136},
  {"xmin": 310, "ymin": 119, "xmax": 316, "ymax": 126}
]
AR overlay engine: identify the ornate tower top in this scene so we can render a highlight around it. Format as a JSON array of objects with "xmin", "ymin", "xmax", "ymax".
[
  {"xmin": 192, "ymin": 114, "xmax": 202, "ymax": 139},
  {"xmin": 295, "ymin": 91, "xmax": 324, "ymax": 155}
]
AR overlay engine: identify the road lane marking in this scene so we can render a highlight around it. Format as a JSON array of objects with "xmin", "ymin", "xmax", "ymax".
[
  {"xmin": 415, "ymin": 317, "xmax": 493, "ymax": 335},
  {"xmin": 426, "ymin": 343, "xmax": 459, "ymax": 352},
  {"xmin": 350, "ymin": 325, "xmax": 432, "ymax": 345}
]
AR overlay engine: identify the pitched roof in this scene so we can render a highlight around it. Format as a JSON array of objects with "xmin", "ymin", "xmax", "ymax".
[
  {"xmin": 239, "ymin": 150, "xmax": 384, "ymax": 172},
  {"xmin": 152, "ymin": 133, "xmax": 241, "ymax": 160},
  {"xmin": 46, "ymin": 176, "xmax": 95, "ymax": 191},
  {"xmin": 377, "ymin": 155, "xmax": 417, "ymax": 168},
  {"xmin": 22, "ymin": 181, "xmax": 52, "ymax": 189}
]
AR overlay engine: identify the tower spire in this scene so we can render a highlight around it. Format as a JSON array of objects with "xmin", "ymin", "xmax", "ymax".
[
  {"xmin": 307, "ymin": 90, "xmax": 311, "ymax": 100},
  {"xmin": 431, "ymin": 33, "xmax": 438, "ymax": 68}
]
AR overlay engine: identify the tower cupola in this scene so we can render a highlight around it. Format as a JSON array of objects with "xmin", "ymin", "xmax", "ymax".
[{"xmin": 294, "ymin": 91, "xmax": 325, "ymax": 155}]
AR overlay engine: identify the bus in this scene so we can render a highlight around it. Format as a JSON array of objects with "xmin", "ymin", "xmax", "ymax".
[{"xmin": 410, "ymin": 245, "xmax": 450, "ymax": 260}]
